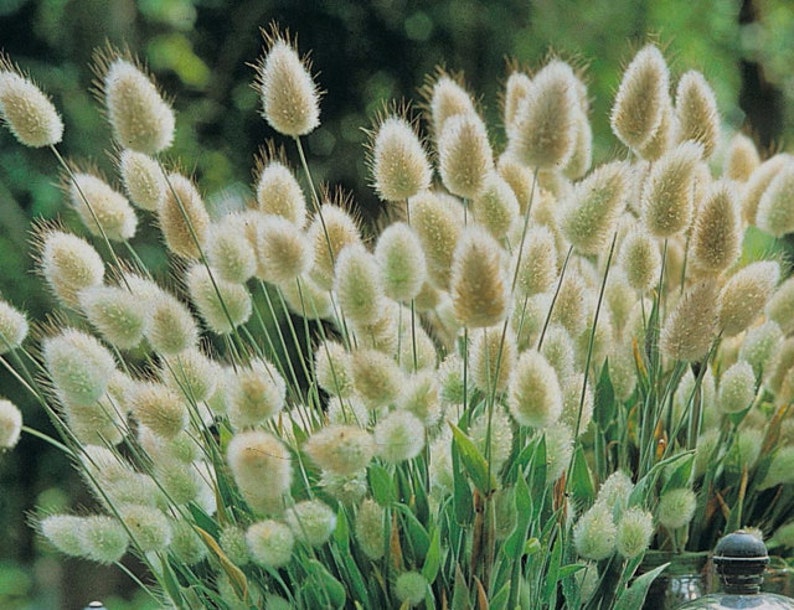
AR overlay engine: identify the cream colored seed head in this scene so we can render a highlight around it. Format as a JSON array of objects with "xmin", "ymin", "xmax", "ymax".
[
  {"xmin": 610, "ymin": 44, "xmax": 670, "ymax": 151},
  {"xmin": 68, "ymin": 172, "xmax": 137, "ymax": 242},
  {"xmin": 564, "ymin": 107, "xmax": 593, "ymax": 180},
  {"xmin": 409, "ymin": 191, "xmax": 463, "ymax": 291},
  {"xmin": 246, "ymin": 520, "xmax": 294, "ymax": 568},
  {"xmin": 0, "ymin": 398, "xmax": 22, "ymax": 449},
  {"xmin": 550, "ymin": 270, "xmax": 589, "ymax": 338},
  {"xmin": 616, "ymin": 508, "xmax": 654, "ymax": 559},
  {"xmin": 504, "ymin": 70, "xmax": 533, "ymax": 131},
  {"xmin": 560, "ymin": 161, "xmax": 627, "ymax": 255},
  {"xmin": 660, "ymin": 280, "xmax": 718, "ymax": 362},
  {"xmin": 718, "ymin": 261, "xmax": 779, "ymax": 337},
  {"xmin": 507, "ymin": 60, "xmax": 579, "ymax": 169},
  {"xmin": 742, "ymin": 155, "xmax": 789, "ymax": 225},
  {"xmin": 314, "ymin": 340, "xmax": 354, "ymax": 398},
  {"xmin": 397, "ymin": 371, "xmax": 441, "ymax": 425},
  {"xmin": 767, "ymin": 275, "xmax": 794, "ymax": 335},
  {"xmin": 438, "ymin": 112, "xmax": 494, "ymax": 199},
  {"xmin": 620, "ymin": 229, "xmax": 661, "ymax": 292},
  {"xmin": 638, "ymin": 101, "xmax": 677, "ymax": 161},
  {"xmin": 161, "ymin": 347, "xmax": 218, "ymax": 404},
  {"xmin": 428, "ymin": 74, "xmax": 476, "ymax": 139},
  {"xmin": 718, "ymin": 360, "xmax": 756, "ymax": 414},
  {"xmin": 641, "ymin": 141, "xmax": 702, "ymax": 238},
  {"xmin": 145, "ymin": 287, "xmax": 199, "ymax": 356},
  {"xmin": 103, "ymin": 58, "xmax": 174, "ymax": 154},
  {"xmin": 257, "ymin": 36, "xmax": 320, "ymax": 137},
  {"xmin": 675, "ymin": 70, "xmax": 720, "ymax": 159},
  {"xmin": 757, "ymin": 161, "xmax": 794, "ymax": 237},
  {"xmin": 128, "ymin": 381, "xmax": 188, "ymax": 439},
  {"xmin": 498, "ymin": 155, "xmax": 536, "ymax": 214},
  {"xmin": 253, "ymin": 214, "xmax": 312, "ymax": 285},
  {"xmin": 119, "ymin": 149, "xmax": 164, "ymax": 211},
  {"xmin": 351, "ymin": 348, "xmax": 403, "ymax": 408},
  {"xmin": 255, "ymin": 160, "xmax": 307, "ymax": 227},
  {"xmin": 227, "ymin": 359, "xmax": 286, "ymax": 429},
  {"xmin": 334, "ymin": 243, "xmax": 385, "ymax": 326},
  {"xmin": 739, "ymin": 320, "xmax": 782, "ymax": 377},
  {"xmin": 279, "ymin": 274, "xmax": 334, "ymax": 320},
  {"xmin": 559, "ymin": 373, "xmax": 595, "ymax": 434},
  {"xmin": 375, "ymin": 222, "xmax": 427, "ymax": 302},
  {"xmin": 766, "ymin": 337, "xmax": 794, "ymax": 397},
  {"xmin": 39, "ymin": 230, "xmax": 104, "ymax": 308},
  {"xmin": 206, "ymin": 213, "xmax": 258, "ymax": 284},
  {"xmin": 355, "ymin": 498, "xmax": 385, "ymax": 560},
  {"xmin": 657, "ymin": 488, "xmax": 697, "ymax": 530},
  {"xmin": 540, "ymin": 324, "xmax": 576, "ymax": 382},
  {"xmin": 513, "ymin": 225, "xmax": 558, "ymax": 297},
  {"xmin": 608, "ymin": 342, "xmax": 637, "ymax": 402},
  {"xmin": 42, "ymin": 329, "xmax": 116, "ymax": 407},
  {"xmin": 574, "ymin": 503, "xmax": 617, "ymax": 561},
  {"xmin": 286, "ymin": 499, "xmax": 336, "ymax": 547},
  {"xmin": 227, "ymin": 429, "xmax": 292, "ymax": 515},
  {"xmin": 469, "ymin": 407, "xmax": 514, "ymax": 476},
  {"xmin": 371, "ymin": 116, "xmax": 431, "ymax": 201},
  {"xmin": 450, "ymin": 226, "xmax": 508, "ymax": 328},
  {"xmin": 0, "ymin": 66, "xmax": 63, "ymax": 147},
  {"xmin": 373, "ymin": 409, "xmax": 425, "ymax": 463},
  {"xmin": 724, "ymin": 133, "xmax": 760, "ymax": 182},
  {"xmin": 304, "ymin": 424, "xmax": 375, "ymax": 476},
  {"xmin": 508, "ymin": 349, "xmax": 563, "ymax": 429},
  {"xmin": 470, "ymin": 172, "xmax": 520, "ymax": 239},
  {"xmin": 157, "ymin": 173, "xmax": 210, "ymax": 259},
  {"xmin": 78, "ymin": 285, "xmax": 147, "ymax": 350},
  {"xmin": 308, "ymin": 203, "xmax": 362, "ymax": 291},
  {"xmin": 0, "ymin": 300, "xmax": 28, "ymax": 354},
  {"xmin": 470, "ymin": 326, "xmax": 517, "ymax": 395},
  {"xmin": 690, "ymin": 181, "xmax": 741, "ymax": 274},
  {"xmin": 185, "ymin": 263, "xmax": 251, "ymax": 334}
]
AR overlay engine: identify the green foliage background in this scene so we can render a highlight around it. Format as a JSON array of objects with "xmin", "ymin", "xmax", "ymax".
[{"xmin": 0, "ymin": 0, "xmax": 791, "ymax": 606}]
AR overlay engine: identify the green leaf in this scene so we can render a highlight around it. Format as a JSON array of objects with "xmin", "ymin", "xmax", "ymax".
[
  {"xmin": 594, "ymin": 360, "xmax": 617, "ymax": 428},
  {"xmin": 449, "ymin": 422, "xmax": 496, "ymax": 495},
  {"xmin": 159, "ymin": 555, "xmax": 184, "ymax": 606},
  {"xmin": 452, "ymin": 440, "xmax": 474, "ymax": 525},
  {"xmin": 394, "ymin": 504, "xmax": 430, "ymax": 563},
  {"xmin": 660, "ymin": 452, "xmax": 694, "ymax": 494},
  {"xmin": 368, "ymin": 464, "xmax": 396, "ymax": 505},
  {"xmin": 613, "ymin": 561, "xmax": 669, "ymax": 610},
  {"xmin": 568, "ymin": 445, "xmax": 595, "ymax": 507},
  {"xmin": 629, "ymin": 452, "xmax": 693, "ymax": 508},
  {"xmin": 451, "ymin": 563, "xmax": 471, "ymax": 610},
  {"xmin": 422, "ymin": 527, "xmax": 442, "ymax": 584},
  {"xmin": 543, "ymin": 528, "xmax": 563, "ymax": 602},
  {"xmin": 504, "ymin": 474, "xmax": 531, "ymax": 557},
  {"xmin": 302, "ymin": 559, "xmax": 347, "ymax": 609},
  {"xmin": 489, "ymin": 581, "xmax": 510, "ymax": 610},
  {"xmin": 523, "ymin": 537, "xmax": 541, "ymax": 556}
]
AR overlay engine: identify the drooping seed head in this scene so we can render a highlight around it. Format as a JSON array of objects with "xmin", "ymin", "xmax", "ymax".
[
  {"xmin": 351, "ymin": 348, "xmax": 403, "ymax": 408},
  {"xmin": 157, "ymin": 173, "xmax": 210, "ymax": 259},
  {"xmin": 252, "ymin": 214, "xmax": 313, "ymax": 285},
  {"xmin": 641, "ymin": 141, "xmax": 702, "ymax": 237},
  {"xmin": 246, "ymin": 520, "xmax": 294, "ymax": 568},
  {"xmin": 286, "ymin": 499, "xmax": 336, "ymax": 547},
  {"xmin": 308, "ymin": 202, "xmax": 362, "ymax": 290},
  {"xmin": 128, "ymin": 380, "xmax": 188, "ymax": 438},
  {"xmin": 409, "ymin": 191, "xmax": 463, "ymax": 291},
  {"xmin": 766, "ymin": 275, "xmax": 794, "ymax": 335},
  {"xmin": 574, "ymin": 503, "xmax": 617, "ymax": 560},
  {"xmin": 450, "ymin": 226, "xmax": 508, "ymax": 328},
  {"xmin": 718, "ymin": 261, "xmax": 779, "ymax": 336},
  {"xmin": 742, "ymin": 155, "xmax": 789, "ymax": 225},
  {"xmin": 507, "ymin": 60, "xmax": 579, "ymax": 169},
  {"xmin": 227, "ymin": 429, "xmax": 292, "ymax": 515},
  {"xmin": 373, "ymin": 409, "xmax": 425, "ymax": 463},
  {"xmin": 470, "ymin": 172, "xmax": 520, "ymax": 239},
  {"xmin": 560, "ymin": 161, "xmax": 627, "ymax": 255},
  {"xmin": 660, "ymin": 280, "xmax": 718, "ymax": 362},
  {"xmin": 0, "ymin": 398, "xmax": 22, "ymax": 449},
  {"xmin": 675, "ymin": 70, "xmax": 720, "ymax": 158},
  {"xmin": 369, "ymin": 115, "xmax": 432, "ymax": 202},
  {"xmin": 66, "ymin": 171, "xmax": 137, "ymax": 242},
  {"xmin": 78, "ymin": 285, "xmax": 147, "ymax": 350},
  {"xmin": 690, "ymin": 180, "xmax": 741, "ymax": 274},
  {"xmin": 355, "ymin": 498, "xmax": 385, "ymax": 560},
  {"xmin": 610, "ymin": 44, "xmax": 670, "ymax": 151},
  {"xmin": 616, "ymin": 507, "xmax": 654, "ymax": 559},
  {"xmin": 657, "ymin": 488, "xmax": 697, "ymax": 530},
  {"xmin": 185, "ymin": 263, "xmax": 252, "ymax": 334},
  {"xmin": 255, "ymin": 160, "xmax": 307, "ymax": 227},
  {"xmin": 718, "ymin": 360, "xmax": 756, "ymax": 414},
  {"xmin": 0, "ymin": 59, "xmax": 63, "ymax": 147},
  {"xmin": 508, "ymin": 349, "xmax": 563, "ymax": 429},
  {"xmin": 304, "ymin": 424, "xmax": 375, "ymax": 476},
  {"xmin": 42, "ymin": 329, "xmax": 116, "ymax": 406},
  {"xmin": 206, "ymin": 213, "xmax": 258, "ymax": 283},
  {"xmin": 101, "ymin": 56, "xmax": 175, "ymax": 154},
  {"xmin": 256, "ymin": 30, "xmax": 321, "ymax": 137},
  {"xmin": 739, "ymin": 320, "xmax": 782, "ymax": 376},
  {"xmin": 0, "ymin": 300, "xmax": 28, "ymax": 354},
  {"xmin": 119, "ymin": 149, "xmax": 165, "ymax": 211},
  {"xmin": 437, "ymin": 112, "xmax": 493, "ymax": 199},
  {"xmin": 38, "ymin": 229, "xmax": 104, "ymax": 308},
  {"xmin": 757, "ymin": 161, "xmax": 794, "ymax": 237},
  {"xmin": 620, "ymin": 229, "xmax": 661, "ymax": 292},
  {"xmin": 334, "ymin": 243, "xmax": 385, "ymax": 326},
  {"xmin": 724, "ymin": 133, "xmax": 760, "ymax": 182},
  {"xmin": 227, "ymin": 359, "xmax": 286, "ymax": 428}
]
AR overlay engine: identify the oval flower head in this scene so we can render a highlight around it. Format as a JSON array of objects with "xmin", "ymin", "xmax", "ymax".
[
  {"xmin": 0, "ymin": 56, "xmax": 63, "ymax": 147},
  {"xmin": 256, "ymin": 27, "xmax": 321, "ymax": 137},
  {"xmin": 100, "ymin": 54, "xmax": 175, "ymax": 154},
  {"xmin": 425, "ymin": 72, "xmax": 477, "ymax": 141},
  {"xmin": 67, "ymin": 171, "xmax": 137, "ymax": 242},
  {"xmin": 369, "ymin": 114, "xmax": 432, "ymax": 202},
  {"xmin": 0, "ymin": 398, "xmax": 22, "ymax": 449},
  {"xmin": 438, "ymin": 112, "xmax": 494, "ymax": 199}
]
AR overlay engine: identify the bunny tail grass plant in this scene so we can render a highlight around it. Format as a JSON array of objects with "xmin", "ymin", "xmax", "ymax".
[{"xmin": 5, "ymin": 27, "xmax": 794, "ymax": 610}]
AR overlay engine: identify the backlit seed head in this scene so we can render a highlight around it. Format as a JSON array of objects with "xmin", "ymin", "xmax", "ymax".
[
  {"xmin": 101, "ymin": 57, "xmax": 174, "ymax": 154},
  {"xmin": 504, "ymin": 70, "xmax": 533, "ymax": 131},
  {"xmin": 185, "ymin": 264, "xmax": 252, "ymax": 334},
  {"xmin": 247, "ymin": 520, "xmax": 294, "ymax": 568},
  {"xmin": 657, "ymin": 488, "xmax": 697, "ymax": 530},
  {"xmin": 471, "ymin": 173, "xmax": 520, "ymax": 239},
  {"xmin": 610, "ymin": 45, "xmax": 670, "ymax": 151},
  {"xmin": 690, "ymin": 181, "xmax": 741, "ymax": 274},
  {"xmin": 742, "ymin": 155, "xmax": 789, "ymax": 225},
  {"xmin": 561, "ymin": 161, "xmax": 627, "ymax": 255},
  {"xmin": 334, "ymin": 243, "xmax": 385, "ymax": 326},
  {"xmin": 351, "ymin": 348, "xmax": 403, "ymax": 408},
  {"xmin": 0, "ymin": 399, "xmax": 22, "ymax": 449},
  {"xmin": 757, "ymin": 161, "xmax": 794, "ymax": 237},
  {"xmin": 308, "ymin": 203, "xmax": 362, "ymax": 290},
  {"xmin": 766, "ymin": 276, "xmax": 794, "ymax": 335},
  {"xmin": 373, "ymin": 409, "xmax": 425, "ymax": 463},
  {"xmin": 304, "ymin": 424, "xmax": 375, "ymax": 476},
  {"xmin": 426, "ymin": 73, "xmax": 476, "ymax": 140},
  {"xmin": 161, "ymin": 347, "xmax": 218, "ymax": 404},
  {"xmin": 207, "ymin": 213, "xmax": 258, "ymax": 283},
  {"xmin": 450, "ymin": 226, "xmax": 508, "ymax": 328},
  {"xmin": 128, "ymin": 381, "xmax": 187, "ymax": 438},
  {"xmin": 718, "ymin": 261, "xmax": 780, "ymax": 336},
  {"xmin": 616, "ymin": 507, "xmax": 654, "ymax": 559},
  {"xmin": 67, "ymin": 171, "xmax": 137, "ymax": 241},
  {"xmin": 370, "ymin": 115, "xmax": 431, "ymax": 201},
  {"xmin": 280, "ymin": 274, "xmax": 334, "ymax": 320},
  {"xmin": 40, "ymin": 514, "xmax": 89, "ymax": 558},
  {"xmin": 356, "ymin": 498, "xmax": 385, "ymax": 560},
  {"xmin": 120, "ymin": 504, "xmax": 172, "ymax": 551},
  {"xmin": 540, "ymin": 325, "xmax": 576, "ymax": 382},
  {"xmin": 470, "ymin": 326, "xmax": 517, "ymax": 395},
  {"xmin": 564, "ymin": 107, "xmax": 593, "ymax": 180},
  {"xmin": 508, "ymin": 349, "xmax": 563, "ymax": 429},
  {"xmin": 718, "ymin": 360, "xmax": 756, "ymax": 414},
  {"xmin": 513, "ymin": 225, "xmax": 558, "ymax": 297},
  {"xmin": 0, "ymin": 59, "xmax": 63, "ymax": 147},
  {"xmin": 498, "ymin": 156, "xmax": 537, "ymax": 214},
  {"xmin": 157, "ymin": 173, "xmax": 210, "ymax": 259},
  {"xmin": 80, "ymin": 515, "xmax": 129, "ymax": 564},
  {"xmin": 395, "ymin": 571, "xmax": 428, "ymax": 607},
  {"xmin": 227, "ymin": 430, "xmax": 292, "ymax": 515},
  {"xmin": 255, "ymin": 160, "xmax": 307, "ymax": 227},
  {"xmin": 660, "ymin": 280, "xmax": 718, "ymax": 362},
  {"xmin": 375, "ymin": 222, "xmax": 427, "ymax": 302},
  {"xmin": 256, "ymin": 30, "xmax": 320, "ymax": 137},
  {"xmin": 675, "ymin": 70, "xmax": 720, "ymax": 158},
  {"xmin": 724, "ymin": 133, "xmax": 760, "ymax": 182},
  {"xmin": 0, "ymin": 300, "xmax": 28, "ymax": 354},
  {"xmin": 119, "ymin": 149, "xmax": 165, "ymax": 211},
  {"xmin": 38, "ymin": 229, "xmax": 104, "ymax": 308},
  {"xmin": 574, "ymin": 503, "xmax": 617, "ymax": 560},
  {"xmin": 637, "ymin": 100, "xmax": 677, "ymax": 161},
  {"xmin": 286, "ymin": 499, "xmax": 336, "ymax": 547},
  {"xmin": 398, "ymin": 371, "xmax": 441, "ymax": 426},
  {"xmin": 145, "ymin": 288, "xmax": 199, "ymax": 355},
  {"xmin": 79, "ymin": 285, "xmax": 146, "ymax": 350},
  {"xmin": 43, "ymin": 329, "xmax": 116, "ymax": 406},
  {"xmin": 438, "ymin": 112, "xmax": 493, "ymax": 199},
  {"xmin": 507, "ymin": 60, "xmax": 579, "ymax": 169},
  {"xmin": 641, "ymin": 141, "xmax": 702, "ymax": 237},
  {"xmin": 409, "ymin": 191, "xmax": 463, "ymax": 291},
  {"xmin": 227, "ymin": 359, "xmax": 286, "ymax": 428},
  {"xmin": 315, "ymin": 340, "xmax": 354, "ymax": 398},
  {"xmin": 253, "ymin": 214, "xmax": 313, "ymax": 285},
  {"xmin": 739, "ymin": 321, "xmax": 782, "ymax": 376}
]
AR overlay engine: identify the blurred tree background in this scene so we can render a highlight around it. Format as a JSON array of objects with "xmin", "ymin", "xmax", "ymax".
[{"xmin": 0, "ymin": 0, "xmax": 792, "ymax": 607}]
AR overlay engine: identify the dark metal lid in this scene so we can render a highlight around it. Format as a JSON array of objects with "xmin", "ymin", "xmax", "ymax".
[{"xmin": 712, "ymin": 530, "xmax": 770, "ymax": 595}]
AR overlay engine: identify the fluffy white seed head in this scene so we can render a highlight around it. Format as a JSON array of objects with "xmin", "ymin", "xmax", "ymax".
[
  {"xmin": 427, "ymin": 74, "xmax": 476, "ymax": 139},
  {"xmin": 409, "ymin": 191, "xmax": 463, "ymax": 291},
  {"xmin": 0, "ymin": 63, "xmax": 63, "ymax": 147},
  {"xmin": 246, "ymin": 520, "xmax": 294, "ymax": 568},
  {"xmin": 620, "ymin": 230, "xmax": 661, "ymax": 292},
  {"xmin": 79, "ymin": 285, "xmax": 147, "ymax": 350},
  {"xmin": 102, "ymin": 58, "xmax": 175, "ymax": 154},
  {"xmin": 42, "ymin": 329, "xmax": 116, "ymax": 406},
  {"xmin": 351, "ymin": 348, "xmax": 403, "ymax": 408},
  {"xmin": 373, "ymin": 409, "xmax": 425, "ymax": 463},
  {"xmin": 68, "ymin": 172, "xmax": 137, "ymax": 241},
  {"xmin": 128, "ymin": 381, "xmax": 188, "ymax": 439},
  {"xmin": 314, "ymin": 340, "xmax": 355, "ymax": 398},
  {"xmin": 355, "ymin": 498, "xmax": 385, "ymax": 560},
  {"xmin": 398, "ymin": 371, "xmax": 441, "ymax": 426},
  {"xmin": 206, "ymin": 213, "xmax": 258, "ymax": 283},
  {"xmin": 661, "ymin": 280, "xmax": 718, "ymax": 362},
  {"xmin": 286, "ymin": 500, "xmax": 336, "ymax": 547},
  {"xmin": 40, "ymin": 515, "xmax": 90, "ymax": 558},
  {"xmin": 724, "ymin": 133, "xmax": 760, "ymax": 182},
  {"xmin": 394, "ymin": 572, "xmax": 428, "ymax": 607},
  {"xmin": 675, "ymin": 70, "xmax": 720, "ymax": 158},
  {"xmin": 508, "ymin": 349, "xmax": 563, "ymax": 429},
  {"xmin": 470, "ymin": 326, "xmax": 517, "ymax": 395},
  {"xmin": 637, "ymin": 101, "xmax": 677, "ymax": 161},
  {"xmin": 470, "ymin": 172, "xmax": 520, "ymax": 239},
  {"xmin": 185, "ymin": 264, "xmax": 252, "ymax": 334},
  {"xmin": 370, "ymin": 115, "xmax": 432, "ymax": 201},
  {"xmin": 119, "ymin": 504, "xmax": 172, "ymax": 551},
  {"xmin": 574, "ymin": 503, "xmax": 617, "ymax": 560},
  {"xmin": 690, "ymin": 181, "xmax": 741, "ymax": 274},
  {"xmin": 160, "ymin": 348, "xmax": 218, "ymax": 403},
  {"xmin": 718, "ymin": 360, "xmax": 756, "ymax": 414},
  {"xmin": 145, "ymin": 287, "xmax": 199, "ymax": 355},
  {"xmin": 375, "ymin": 222, "xmax": 427, "ymax": 302},
  {"xmin": 657, "ymin": 488, "xmax": 697, "ymax": 530},
  {"xmin": 438, "ymin": 112, "xmax": 494, "ymax": 199},
  {"xmin": 308, "ymin": 203, "xmax": 362, "ymax": 290},
  {"xmin": 718, "ymin": 261, "xmax": 780, "ymax": 337},
  {"xmin": 513, "ymin": 225, "xmax": 558, "ymax": 297},
  {"xmin": 119, "ymin": 149, "xmax": 165, "ymax": 211},
  {"xmin": 157, "ymin": 173, "xmax": 210, "ymax": 259},
  {"xmin": 257, "ymin": 34, "xmax": 320, "ymax": 137},
  {"xmin": 227, "ymin": 430, "xmax": 292, "ymax": 515},
  {"xmin": 767, "ymin": 276, "xmax": 794, "ymax": 335},
  {"xmin": 757, "ymin": 161, "xmax": 794, "ymax": 237},
  {"xmin": 279, "ymin": 274, "xmax": 334, "ymax": 320},
  {"xmin": 742, "ymin": 155, "xmax": 789, "ymax": 225},
  {"xmin": 255, "ymin": 160, "xmax": 307, "ymax": 227},
  {"xmin": 304, "ymin": 424, "xmax": 375, "ymax": 476},
  {"xmin": 0, "ymin": 300, "xmax": 28, "ymax": 354},
  {"xmin": 39, "ymin": 229, "xmax": 104, "ymax": 308},
  {"xmin": 504, "ymin": 70, "xmax": 533, "ymax": 131},
  {"xmin": 80, "ymin": 515, "xmax": 129, "ymax": 564},
  {"xmin": 616, "ymin": 507, "xmax": 654, "ymax": 559},
  {"xmin": 0, "ymin": 399, "xmax": 22, "ymax": 449},
  {"xmin": 252, "ymin": 214, "xmax": 313, "ymax": 285},
  {"xmin": 227, "ymin": 359, "xmax": 286, "ymax": 428},
  {"xmin": 739, "ymin": 320, "xmax": 782, "ymax": 376},
  {"xmin": 334, "ymin": 243, "xmax": 385, "ymax": 326}
]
